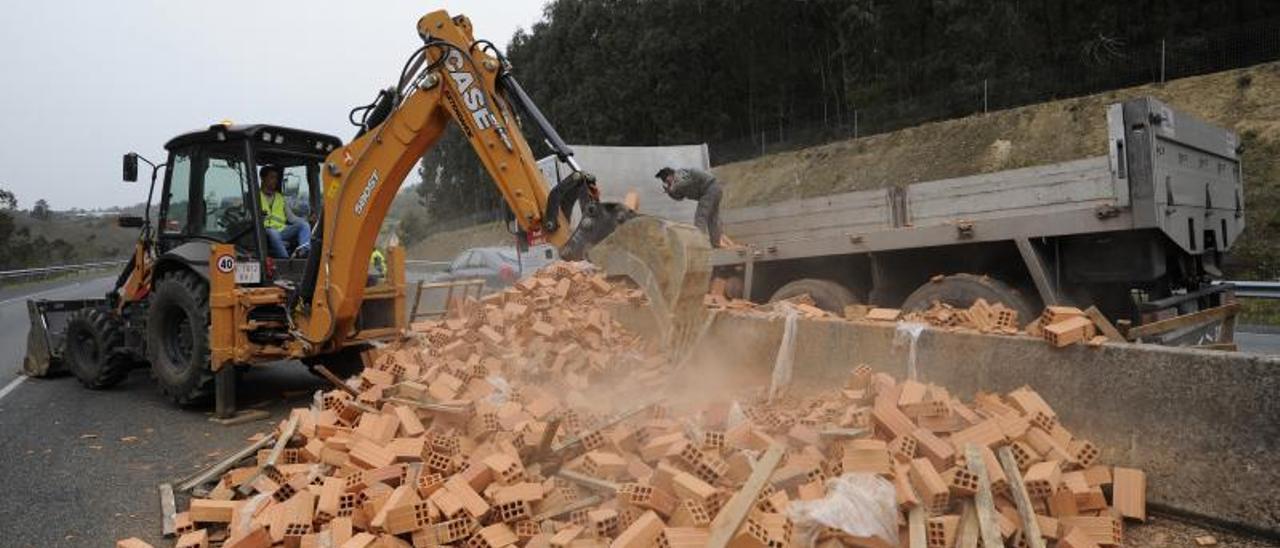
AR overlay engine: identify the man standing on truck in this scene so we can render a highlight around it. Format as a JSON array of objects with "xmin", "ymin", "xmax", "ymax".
[{"xmin": 656, "ymin": 166, "xmax": 724, "ymax": 248}]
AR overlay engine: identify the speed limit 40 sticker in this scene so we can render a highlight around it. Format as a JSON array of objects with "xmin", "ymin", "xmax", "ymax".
[{"xmin": 215, "ymin": 254, "xmax": 235, "ymax": 273}]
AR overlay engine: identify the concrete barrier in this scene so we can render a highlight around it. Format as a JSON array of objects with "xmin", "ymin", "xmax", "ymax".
[{"xmin": 610, "ymin": 304, "xmax": 1280, "ymax": 534}]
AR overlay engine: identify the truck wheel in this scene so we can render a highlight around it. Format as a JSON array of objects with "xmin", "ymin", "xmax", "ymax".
[
  {"xmin": 901, "ymin": 274, "xmax": 1038, "ymax": 327},
  {"xmin": 769, "ymin": 278, "xmax": 858, "ymax": 313},
  {"xmin": 63, "ymin": 309, "xmax": 131, "ymax": 389},
  {"xmin": 147, "ymin": 271, "xmax": 214, "ymax": 405}
]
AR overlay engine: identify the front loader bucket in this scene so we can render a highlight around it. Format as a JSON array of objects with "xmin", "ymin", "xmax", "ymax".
[
  {"xmin": 587, "ymin": 216, "xmax": 712, "ymax": 363},
  {"xmin": 23, "ymin": 299, "xmax": 104, "ymax": 377}
]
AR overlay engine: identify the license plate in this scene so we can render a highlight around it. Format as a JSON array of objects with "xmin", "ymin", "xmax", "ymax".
[{"xmin": 234, "ymin": 261, "xmax": 261, "ymax": 284}]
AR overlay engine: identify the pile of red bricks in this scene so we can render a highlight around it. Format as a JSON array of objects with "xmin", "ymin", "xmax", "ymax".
[
  {"xmin": 117, "ymin": 264, "xmax": 1146, "ymax": 548},
  {"xmin": 897, "ymin": 300, "xmax": 1022, "ymax": 336}
]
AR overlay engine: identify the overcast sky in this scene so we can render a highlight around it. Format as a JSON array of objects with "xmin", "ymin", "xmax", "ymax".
[{"xmin": 0, "ymin": 0, "xmax": 547, "ymax": 210}]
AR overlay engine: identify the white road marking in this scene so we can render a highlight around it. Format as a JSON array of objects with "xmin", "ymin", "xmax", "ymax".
[
  {"xmin": 0, "ymin": 280, "xmax": 85, "ymax": 307},
  {"xmin": 0, "ymin": 375, "xmax": 27, "ymax": 401}
]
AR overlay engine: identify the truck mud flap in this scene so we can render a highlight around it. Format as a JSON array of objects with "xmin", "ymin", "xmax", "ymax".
[{"xmin": 23, "ymin": 298, "xmax": 107, "ymax": 377}]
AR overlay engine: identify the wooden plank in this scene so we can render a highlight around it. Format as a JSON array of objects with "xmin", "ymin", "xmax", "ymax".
[
  {"xmin": 963, "ymin": 444, "xmax": 1003, "ymax": 548},
  {"xmin": 956, "ymin": 502, "xmax": 980, "ymax": 548},
  {"xmin": 706, "ymin": 443, "xmax": 785, "ymax": 548},
  {"xmin": 266, "ymin": 414, "xmax": 300, "ymax": 467},
  {"xmin": 314, "ymin": 365, "xmax": 360, "ymax": 397},
  {"xmin": 530, "ymin": 494, "xmax": 604, "ymax": 522},
  {"xmin": 160, "ymin": 483, "xmax": 177, "ymax": 537},
  {"xmin": 555, "ymin": 470, "xmax": 620, "ymax": 493},
  {"xmin": 996, "ymin": 446, "xmax": 1047, "ymax": 548},
  {"xmin": 1083, "ymin": 306, "xmax": 1124, "ymax": 341},
  {"xmin": 175, "ymin": 433, "xmax": 276, "ymax": 492},
  {"xmin": 1127, "ymin": 303, "xmax": 1240, "ymax": 339},
  {"xmin": 908, "ymin": 500, "xmax": 928, "ymax": 548},
  {"xmin": 1193, "ymin": 342, "xmax": 1238, "ymax": 351}
]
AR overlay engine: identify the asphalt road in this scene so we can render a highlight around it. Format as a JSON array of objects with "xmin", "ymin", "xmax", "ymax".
[
  {"xmin": 0, "ymin": 276, "xmax": 326, "ymax": 547},
  {"xmin": 0, "ymin": 275, "xmax": 1277, "ymax": 546}
]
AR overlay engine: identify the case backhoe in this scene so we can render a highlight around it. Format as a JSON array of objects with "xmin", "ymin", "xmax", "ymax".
[{"xmin": 23, "ymin": 10, "xmax": 709, "ymax": 415}]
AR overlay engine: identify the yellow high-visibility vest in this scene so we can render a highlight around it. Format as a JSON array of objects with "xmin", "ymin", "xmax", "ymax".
[
  {"xmin": 260, "ymin": 191, "xmax": 287, "ymax": 230},
  {"xmin": 370, "ymin": 249, "xmax": 386, "ymax": 275}
]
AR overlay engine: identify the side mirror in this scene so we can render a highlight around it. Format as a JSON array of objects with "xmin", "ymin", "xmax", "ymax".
[
  {"xmin": 117, "ymin": 215, "xmax": 145, "ymax": 228},
  {"xmin": 123, "ymin": 153, "xmax": 139, "ymax": 182}
]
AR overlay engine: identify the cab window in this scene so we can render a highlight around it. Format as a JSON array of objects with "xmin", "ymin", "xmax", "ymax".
[
  {"xmin": 162, "ymin": 152, "xmax": 192, "ymax": 235},
  {"xmin": 200, "ymin": 155, "xmax": 250, "ymax": 240}
]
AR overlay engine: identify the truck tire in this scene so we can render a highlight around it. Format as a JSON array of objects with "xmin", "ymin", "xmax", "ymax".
[
  {"xmin": 63, "ymin": 308, "xmax": 131, "ymax": 389},
  {"xmin": 769, "ymin": 278, "xmax": 858, "ymax": 313},
  {"xmin": 147, "ymin": 270, "xmax": 214, "ymax": 405},
  {"xmin": 900, "ymin": 273, "xmax": 1037, "ymax": 327}
]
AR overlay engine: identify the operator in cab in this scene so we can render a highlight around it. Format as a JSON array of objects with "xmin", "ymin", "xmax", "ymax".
[
  {"xmin": 258, "ymin": 165, "xmax": 311, "ymax": 258},
  {"xmin": 656, "ymin": 166, "xmax": 724, "ymax": 248}
]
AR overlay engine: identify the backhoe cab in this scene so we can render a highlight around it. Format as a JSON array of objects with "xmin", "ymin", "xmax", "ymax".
[{"xmin": 26, "ymin": 124, "xmax": 401, "ymax": 407}]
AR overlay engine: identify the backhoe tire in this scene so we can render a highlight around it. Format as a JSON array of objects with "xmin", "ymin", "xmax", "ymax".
[
  {"xmin": 900, "ymin": 273, "xmax": 1038, "ymax": 328},
  {"xmin": 147, "ymin": 270, "xmax": 214, "ymax": 405},
  {"xmin": 769, "ymin": 278, "xmax": 858, "ymax": 313},
  {"xmin": 64, "ymin": 308, "xmax": 131, "ymax": 389}
]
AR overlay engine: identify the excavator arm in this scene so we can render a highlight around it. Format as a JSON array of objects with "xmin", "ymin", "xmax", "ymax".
[{"xmin": 302, "ymin": 10, "xmax": 709, "ymax": 352}]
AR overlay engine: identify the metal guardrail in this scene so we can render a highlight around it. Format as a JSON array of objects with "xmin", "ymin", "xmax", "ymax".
[
  {"xmin": 1220, "ymin": 280, "xmax": 1280, "ymax": 300},
  {"xmin": 0, "ymin": 260, "xmax": 126, "ymax": 283}
]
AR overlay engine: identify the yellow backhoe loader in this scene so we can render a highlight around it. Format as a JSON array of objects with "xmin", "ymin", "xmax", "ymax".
[{"xmin": 23, "ymin": 10, "xmax": 709, "ymax": 415}]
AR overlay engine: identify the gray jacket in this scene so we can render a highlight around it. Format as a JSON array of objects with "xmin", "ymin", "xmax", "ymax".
[{"xmin": 665, "ymin": 168, "xmax": 718, "ymax": 201}]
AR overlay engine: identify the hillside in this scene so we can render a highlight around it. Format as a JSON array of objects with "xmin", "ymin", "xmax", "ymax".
[{"xmin": 714, "ymin": 62, "xmax": 1280, "ymax": 278}]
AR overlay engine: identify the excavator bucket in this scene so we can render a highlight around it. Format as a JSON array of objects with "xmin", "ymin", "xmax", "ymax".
[
  {"xmin": 23, "ymin": 299, "xmax": 101, "ymax": 377},
  {"xmin": 586, "ymin": 216, "xmax": 712, "ymax": 363}
]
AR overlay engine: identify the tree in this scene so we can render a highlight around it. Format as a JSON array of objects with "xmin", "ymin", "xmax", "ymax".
[
  {"xmin": 31, "ymin": 199, "xmax": 52, "ymax": 221},
  {"xmin": 0, "ymin": 187, "xmax": 16, "ymax": 210}
]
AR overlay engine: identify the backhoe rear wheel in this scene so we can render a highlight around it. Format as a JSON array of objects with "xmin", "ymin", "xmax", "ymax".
[
  {"xmin": 147, "ymin": 270, "xmax": 214, "ymax": 405},
  {"xmin": 64, "ymin": 308, "xmax": 131, "ymax": 389}
]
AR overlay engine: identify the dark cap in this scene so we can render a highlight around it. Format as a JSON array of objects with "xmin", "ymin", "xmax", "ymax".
[{"xmin": 654, "ymin": 167, "xmax": 674, "ymax": 180}]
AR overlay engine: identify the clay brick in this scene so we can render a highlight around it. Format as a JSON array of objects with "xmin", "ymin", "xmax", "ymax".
[
  {"xmin": 1081, "ymin": 465, "xmax": 1112, "ymax": 487},
  {"xmin": 1043, "ymin": 316, "xmax": 1095, "ymax": 347},
  {"xmin": 175, "ymin": 529, "xmax": 209, "ymax": 548},
  {"xmin": 1058, "ymin": 526, "xmax": 1103, "ymax": 548},
  {"xmin": 116, "ymin": 539, "xmax": 154, "ymax": 548},
  {"xmin": 908, "ymin": 458, "xmax": 950, "ymax": 514},
  {"xmin": 174, "ymin": 511, "xmax": 195, "ymax": 535},
  {"xmin": 549, "ymin": 524, "xmax": 585, "ymax": 548},
  {"xmin": 189, "ymin": 498, "xmax": 238, "ymax": 523},
  {"xmin": 926, "ymin": 515, "xmax": 958, "ymax": 548},
  {"xmin": 872, "ymin": 401, "xmax": 916, "ymax": 441},
  {"xmin": 610, "ymin": 510, "xmax": 663, "ymax": 548},
  {"xmin": 1023, "ymin": 460, "xmax": 1063, "ymax": 499},
  {"xmin": 912, "ymin": 427, "xmax": 956, "ymax": 469},
  {"xmin": 656, "ymin": 527, "xmax": 710, "ymax": 548},
  {"xmin": 583, "ymin": 450, "xmax": 629, "ymax": 480},
  {"xmin": 1111, "ymin": 467, "xmax": 1146, "ymax": 521},
  {"xmin": 1046, "ymin": 485, "xmax": 1080, "ymax": 518},
  {"xmin": 531, "ymin": 321, "xmax": 556, "ymax": 338},
  {"xmin": 617, "ymin": 482, "xmax": 678, "ymax": 517},
  {"xmin": 223, "ymin": 526, "xmax": 271, "ymax": 548},
  {"xmin": 949, "ymin": 418, "xmax": 1005, "ymax": 453},
  {"xmin": 1059, "ymin": 515, "xmax": 1122, "ymax": 546},
  {"xmin": 471, "ymin": 523, "xmax": 518, "ymax": 548},
  {"xmin": 887, "ymin": 434, "xmax": 918, "ymax": 463},
  {"xmin": 445, "ymin": 476, "xmax": 491, "ymax": 519},
  {"xmin": 865, "ymin": 308, "xmax": 901, "ymax": 321},
  {"xmin": 942, "ymin": 465, "xmax": 980, "ymax": 497},
  {"xmin": 670, "ymin": 471, "xmax": 717, "ymax": 504},
  {"xmin": 348, "ymin": 440, "xmax": 396, "ymax": 469}
]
